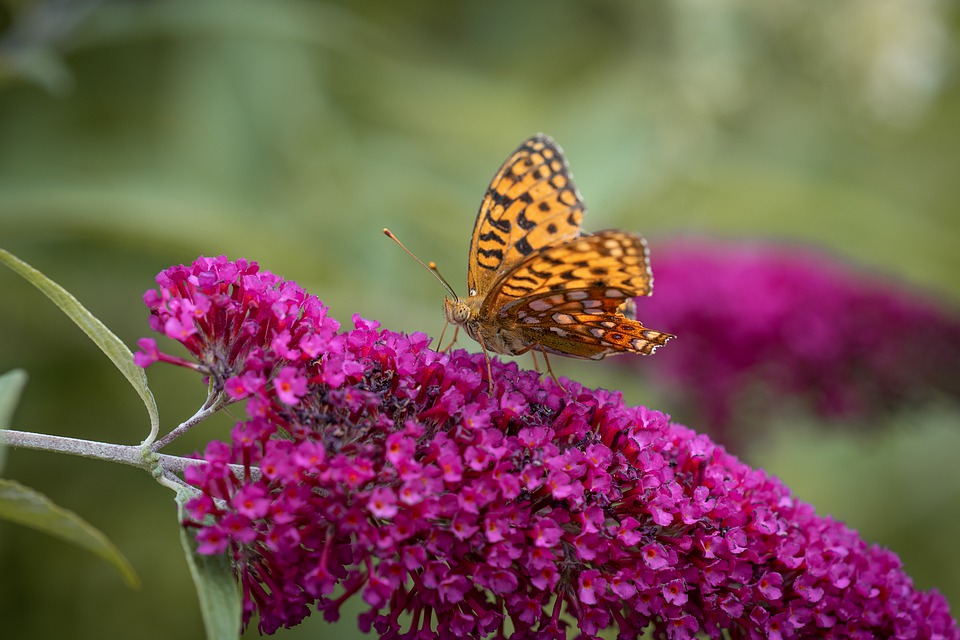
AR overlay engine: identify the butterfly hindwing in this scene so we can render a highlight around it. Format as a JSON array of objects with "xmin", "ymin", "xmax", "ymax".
[
  {"xmin": 503, "ymin": 289, "xmax": 673, "ymax": 359},
  {"xmin": 467, "ymin": 134, "xmax": 585, "ymax": 296},
  {"xmin": 479, "ymin": 230, "xmax": 671, "ymax": 359}
]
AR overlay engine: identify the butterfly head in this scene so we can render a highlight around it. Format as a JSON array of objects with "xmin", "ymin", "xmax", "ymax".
[{"xmin": 443, "ymin": 296, "xmax": 474, "ymax": 327}]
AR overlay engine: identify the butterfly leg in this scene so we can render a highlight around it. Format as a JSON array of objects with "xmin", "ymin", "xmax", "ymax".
[
  {"xmin": 434, "ymin": 320, "xmax": 450, "ymax": 352},
  {"xmin": 515, "ymin": 344, "xmax": 568, "ymax": 395},
  {"xmin": 435, "ymin": 323, "xmax": 462, "ymax": 354},
  {"xmin": 474, "ymin": 332, "xmax": 496, "ymax": 396},
  {"xmin": 538, "ymin": 349, "xmax": 569, "ymax": 395},
  {"xmin": 448, "ymin": 324, "xmax": 461, "ymax": 351}
]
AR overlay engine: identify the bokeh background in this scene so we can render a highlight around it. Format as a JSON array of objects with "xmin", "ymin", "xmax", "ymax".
[{"xmin": 1, "ymin": 1, "xmax": 958, "ymax": 638}]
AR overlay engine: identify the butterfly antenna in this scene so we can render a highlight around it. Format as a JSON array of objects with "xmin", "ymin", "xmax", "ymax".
[{"xmin": 383, "ymin": 228, "xmax": 459, "ymax": 299}]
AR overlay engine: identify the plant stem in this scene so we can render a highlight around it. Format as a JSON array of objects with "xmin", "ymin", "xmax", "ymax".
[
  {"xmin": 1, "ymin": 429, "xmax": 148, "ymax": 467},
  {"xmin": 0, "ymin": 429, "xmax": 252, "ymax": 480},
  {"xmin": 151, "ymin": 394, "xmax": 227, "ymax": 452}
]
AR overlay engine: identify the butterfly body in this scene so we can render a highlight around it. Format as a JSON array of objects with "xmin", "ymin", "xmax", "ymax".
[
  {"xmin": 446, "ymin": 134, "xmax": 675, "ymax": 363},
  {"xmin": 444, "ymin": 293, "xmax": 530, "ymax": 356}
]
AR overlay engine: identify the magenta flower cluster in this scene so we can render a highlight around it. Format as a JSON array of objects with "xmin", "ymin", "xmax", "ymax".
[
  {"xmin": 137, "ymin": 256, "xmax": 958, "ymax": 639},
  {"xmin": 631, "ymin": 239, "xmax": 960, "ymax": 440}
]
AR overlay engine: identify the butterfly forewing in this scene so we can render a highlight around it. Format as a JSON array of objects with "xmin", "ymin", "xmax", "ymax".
[
  {"xmin": 487, "ymin": 230, "xmax": 654, "ymax": 312},
  {"xmin": 467, "ymin": 134, "xmax": 585, "ymax": 296}
]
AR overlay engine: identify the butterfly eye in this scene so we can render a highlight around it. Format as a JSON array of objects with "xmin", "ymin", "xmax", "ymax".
[
  {"xmin": 453, "ymin": 302, "xmax": 471, "ymax": 324},
  {"xmin": 443, "ymin": 298, "xmax": 472, "ymax": 326}
]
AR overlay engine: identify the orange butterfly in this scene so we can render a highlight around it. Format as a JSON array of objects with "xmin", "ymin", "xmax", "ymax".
[{"xmin": 387, "ymin": 134, "xmax": 673, "ymax": 388}]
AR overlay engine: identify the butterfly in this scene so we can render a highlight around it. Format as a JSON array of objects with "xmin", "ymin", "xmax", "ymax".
[{"xmin": 386, "ymin": 134, "xmax": 673, "ymax": 389}]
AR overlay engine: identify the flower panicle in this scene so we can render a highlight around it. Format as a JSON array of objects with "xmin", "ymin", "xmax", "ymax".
[
  {"xmin": 135, "ymin": 255, "xmax": 341, "ymax": 402},
  {"xmin": 139, "ymin": 256, "xmax": 958, "ymax": 639}
]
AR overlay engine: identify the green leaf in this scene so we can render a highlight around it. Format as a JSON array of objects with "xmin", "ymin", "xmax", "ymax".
[
  {"xmin": 0, "ymin": 369, "xmax": 28, "ymax": 473},
  {"xmin": 0, "ymin": 249, "xmax": 160, "ymax": 442},
  {"xmin": 0, "ymin": 369, "xmax": 27, "ymax": 429},
  {"xmin": 0, "ymin": 478, "xmax": 140, "ymax": 587},
  {"xmin": 176, "ymin": 488, "xmax": 241, "ymax": 640}
]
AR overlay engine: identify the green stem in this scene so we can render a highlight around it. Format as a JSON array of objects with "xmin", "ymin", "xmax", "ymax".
[
  {"xmin": 151, "ymin": 394, "xmax": 227, "ymax": 452},
  {"xmin": 0, "ymin": 429, "xmax": 246, "ymax": 480}
]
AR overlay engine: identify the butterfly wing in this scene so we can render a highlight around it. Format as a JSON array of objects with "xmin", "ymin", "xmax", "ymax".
[
  {"xmin": 484, "ymin": 231, "xmax": 674, "ymax": 359},
  {"xmin": 493, "ymin": 230, "xmax": 654, "ymax": 302},
  {"xmin": 467, "ymin": 134, "xmax": 585, "ymax": 296},
  {"xmin": 509, "ymin": 299, "xmax": 674, "ymax": 359}
]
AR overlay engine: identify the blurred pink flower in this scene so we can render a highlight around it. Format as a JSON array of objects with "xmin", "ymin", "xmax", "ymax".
[{"xmin": 630, "ymin": 239, "xmax": 960, "ymax": 443}]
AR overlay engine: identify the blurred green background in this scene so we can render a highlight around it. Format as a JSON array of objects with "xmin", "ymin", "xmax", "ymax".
[{"xmin": 1, "ymin": 1, "xmax": 958, "ymax": 638}]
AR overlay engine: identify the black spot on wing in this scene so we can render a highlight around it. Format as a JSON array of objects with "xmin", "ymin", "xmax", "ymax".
[
  {"xmin": 478, "ymin": 248, "xmax": 504, "ymax": 261},
  {"xmin": 489, "ymin": 191, "xmax": 510, "ymax": 208},
  {"xmin": 501, "ymin": 283, "xmax": 535, "ymax": 296},
  {"xmin": 516, "ymin": 211, "xmax": 536, "ymax": 230},
  {"xmin": 514, "ymin": 237, "xmax": 534, "ymax": 256},
  {"xmin": 479, "ymin": 230, "xmax": 506, "ymax": 245},
  {"xmin": 489, "ymin": 217, "xmax": 511, "ymax": 233}
]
